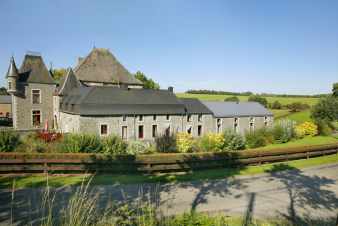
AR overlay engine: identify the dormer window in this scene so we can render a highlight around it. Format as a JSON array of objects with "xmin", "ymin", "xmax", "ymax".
[
  {"xmin": 32, "ymin": 89, "xmax": 41, "ymax": 104},
  {"xmin": 187, "ymin": 114, "xmax": 192, "ymax": 122}
]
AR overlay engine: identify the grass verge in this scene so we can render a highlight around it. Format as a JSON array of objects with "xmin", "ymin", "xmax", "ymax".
[{"xmin": 1, "ymin": 151, "xmax": 338, "ymax": 189}]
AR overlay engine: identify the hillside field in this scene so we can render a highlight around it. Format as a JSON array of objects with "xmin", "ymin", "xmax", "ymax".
[{"xmin": 176, "ymin": 93, "xmax": 319, "ymax": 106}]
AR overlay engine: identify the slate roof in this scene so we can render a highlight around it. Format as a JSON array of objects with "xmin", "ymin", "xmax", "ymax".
[
  {"xmin": 18, "ymin": 54, "xmax": 55, "ymax": 84},
  {"xmin": 6, "ymin": 57, "xmax": 19, "ymax": 78},
  {"xmin": 74, "ymin": 48, "xmax": 142, "ymax": 85},
  {"xmin": 179, "ymin": 98, "xmax": 213, "ymax": 114},
  {"xmin": 60, "ymin": 87, "xmax": 186, "ymax": 115},
  {"xmin": 202, "ymin": 101, "xmax": 273, "ymax": 117},
  {"xmin": 0, "ymin": 95, "xmax": 12, "ymax": 104},
  {"xmin": 58, "ymin": 68, "xmax": 81, "ymax": 96}
]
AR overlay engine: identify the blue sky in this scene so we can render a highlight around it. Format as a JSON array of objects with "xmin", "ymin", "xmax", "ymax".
[{"xmin": 0, "ymin": 0, "xmax": 337, "ymax": 94}]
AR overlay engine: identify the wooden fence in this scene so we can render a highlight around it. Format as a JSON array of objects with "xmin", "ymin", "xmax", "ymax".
[{"xmin": 0, "ymin": 143, "xmax": 337, "ymax": 174}]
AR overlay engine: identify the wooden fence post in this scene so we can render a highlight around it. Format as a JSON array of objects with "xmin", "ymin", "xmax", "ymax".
[{"xmin": 43, "ymin": 162, "xmax": 48, "ymax": 174}]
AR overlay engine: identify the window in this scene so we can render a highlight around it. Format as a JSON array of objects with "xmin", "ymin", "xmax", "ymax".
[
  {"xmin": 217, "ymin": 118, "xmax": 222, "ymax": 125},
  {"xmin": 198, "ymin": 114, "xmax": 202, "ymax": 122},
  {"xmin": 122, "ymin": 126, "xmax": 127, "ymax": 140},
  {"xmin": 153, "ymin": 115, "xmax": 157, "ymax": 121},
  {"xmin": 217, "ymin": 124, "xmax": 221, "ymax": 133},
  {"xmin": 152, "ymin": 125, "xmax": 157, "ymax": 138},
  {"xmin": 249, "ymin": 117, "xmax": 254, "ymax": 132},
  {"xmin": 100, "ymin": 124, "xmax": 108, "ymax": 136},
  {"xmin": 187, "ymin": 114, "xmax": 192, "ymax": 122},
  {"xmin": 187, "ymin": 126, "xmax": 192, "ymax": 134},
  {"xmin": 165, "ymin": 126, "xmax": 170, "ymax": 136},
  {"xmin": 139, "ymin": 115, "xmax": 143, "ymax": 121},
  {"xmin": 122, "ymin": 115, "xmax": 127, "ymax": 121},
  {"xmin": 166, "ymin": 114, "xmax": 170, "ymax": 121},
  {"xmin": 138, "ymin": 125, "xmax": 144, "ymax": 139},
  {"xmin": 32, "ymin": 110, "xmax": 41, "ymax": 127},
  {"xmin": 198, "ymin": 125, "xmax": 202, "ymax": 136},
  {"xmin": 8, "ymin": 82, "xmax": 12, "ymax": 90},
  {"xmin": 32, "ymin": 89, "xmax": 41, "ymax": 104}
]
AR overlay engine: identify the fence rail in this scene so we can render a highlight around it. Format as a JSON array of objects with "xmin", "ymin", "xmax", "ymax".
[{"xmin": 0, "ymin": 143, "xmax": 337, "ymax": 174}]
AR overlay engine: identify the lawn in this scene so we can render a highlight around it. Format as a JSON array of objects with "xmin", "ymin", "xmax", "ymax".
[
  {"xmin": 256, "ymin": 135, "xmax": 338, "ymax": 150},
  {"xmin": 176, "ymin": 93, "xmax": 319, "ymax": 106},
  {"xmin": 1, "ymin": 136, "xmax": 337, "ymax": 189},
  {"xmin": 271, "ymin": 109, "xmax": 291, "ymax": 119}
]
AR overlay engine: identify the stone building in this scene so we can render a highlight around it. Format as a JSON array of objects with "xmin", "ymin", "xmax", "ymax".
[{"xmin": 5, "ymin": 48, "xmax": 273, "ymax": 139}]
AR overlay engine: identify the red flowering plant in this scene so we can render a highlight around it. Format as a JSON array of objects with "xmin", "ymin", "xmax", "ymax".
[{"xmin": 36, "ymin": 131, "xmax": 62, "ymax": 143}]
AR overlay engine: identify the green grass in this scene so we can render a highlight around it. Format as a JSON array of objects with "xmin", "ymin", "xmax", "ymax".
[
  {"xmin": 284, "ymin": 110, "xmax": 312, "ymax": 123},
  {"xmin": 176, "ymin": 93, "xmax": 319, "ymax": 106},
  {"xmin": 257, "ymin": 135, "xmax": 338, "ymax": 150},
  {"xmin": 271, "ymin": 109, "xmax": 292, "ymax": 119},
  {"xmin": 2, "ymin": 140, "xmax": 338, "ymax": 189}
]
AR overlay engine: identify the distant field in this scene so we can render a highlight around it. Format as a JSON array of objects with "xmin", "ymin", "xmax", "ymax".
[
  {"xmin": 271, "ymin": 109, "xmax": 291, "ymax": 119},
  {"xmin": 176, "ymin": 93, "xmax": 319, "ymax": 106}
]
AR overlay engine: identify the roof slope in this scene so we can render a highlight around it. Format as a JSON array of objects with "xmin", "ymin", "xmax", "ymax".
[
  {"xmin": 74, "ymin": 48, "xmax": 142, "ymax": 85},
  {"xmin": 202, "ymin": 101, "xmax": 273, "ymax": 117},
  {"xmin": 179, "ymin": 98, "xmax": 213, "ymax": 114},
  {"xmin": 60, "ymin": 87, "xmax": 186, "ymax": 115},
  {"xmin": 0, "ymin": 95, "xmax": 12, "ymax": 104},
  {"xmin": 58, "ymin": 68, "xmax": 81, "ymax": 96},
  {"xmin": 18, "ymin": 54, "xmax": 55, "ymax": 84}
]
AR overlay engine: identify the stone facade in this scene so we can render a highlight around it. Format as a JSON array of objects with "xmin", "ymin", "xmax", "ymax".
[{"xmin": 12, "ymin": 83, "xmax": 56, "ymax": 130}]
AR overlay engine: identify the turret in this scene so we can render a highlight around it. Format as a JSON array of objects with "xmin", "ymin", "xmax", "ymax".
[{"xmin": 6, "ymin": 56, "xmax": 19, "ymax": 94}]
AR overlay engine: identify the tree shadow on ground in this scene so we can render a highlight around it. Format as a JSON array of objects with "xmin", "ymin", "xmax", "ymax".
[{"xmin": 265, "ymin": 164, "xmax": 338, "ymax": 226}]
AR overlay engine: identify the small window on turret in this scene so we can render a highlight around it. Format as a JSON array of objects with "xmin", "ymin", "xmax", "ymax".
[
  {"xmin": 8, "ymin": 82, "xmax": 12, "ymax": 90},
  {"xmin": 32, "ymin": 90, "xmax": 41, "ymax": 104}
]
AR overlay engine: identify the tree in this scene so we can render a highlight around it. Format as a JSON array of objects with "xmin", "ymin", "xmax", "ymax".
[
  {"xmin": 286, "ymin": 102, "xmax": 310, "ymax": 112},
  {"xmin": 271, "ymin": 100, "xmax": 282, "ymax": 109},
  {"xmin": 134, "ymin": 71, "xmax": 160, "ymax": 90},
  {"xmin": 311, "ymin": 96, "xmax": 338, "ymax": 122},
  {"xmin": 248, "ymin": 95, "xmax": 268, "ymax": 107},
  {"xmin": 51, "ymin": 68, "xmax": 67, "ymax": 83},
  {"xmin": 224, "ymin": 96, "xmax": 239, "ymax": 102},
  {"xmin": 0, "ymin": 87, "xmax": 8, "ymax": 95},
  {"xmin": 333, "ymin": 82, "xmax": 338, "ymax": 97}
]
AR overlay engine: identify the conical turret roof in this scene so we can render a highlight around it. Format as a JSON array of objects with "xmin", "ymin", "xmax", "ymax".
[{"xmin": 6, "ymin": 56, "xmax": 19, "ymax": 78}]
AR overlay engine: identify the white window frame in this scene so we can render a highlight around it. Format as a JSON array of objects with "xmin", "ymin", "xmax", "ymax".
[
  {"xmin": 152, "ymin": 124, "xmax": 158, "ymax": 138},
  {"xmin": 31, "ymin": 89, "xmax": 41, "ymax": 104},
  {"xmin": 216, "ymin": 118, "xmax": 222, "ymax": 133},
  {"xmin": 166, "ymin": 114, "xmax": 171, "ymax": 121},
  {"xmin": 99, "ymin": 123, "xmax": 109, "ymax": 136},
  {"xmin": 249, "ymin": 117, "xmax": 255, "ymax": 132},
  {"xmin": 187, "ymin": 114, "xmax": 192, "ymax": 122},
  {"xmin": 122, "ymin": 126, "xmax": 128, "ymax": 140},
  {"xmin": 198, "ymin": 114, "xmax": 203, "ymax": 122},
  {"xmin": 138, "ymin": 115, "xmax": 144, "ymax": 122},
  {"xmin": 31, "ymin": 109, "xmax": 42, "ymax": 127},
  {"xmin": 234, "ymin": 117, "xmax": 240, "ymax": 133},
  {"xmin": 122, "ymin": 115, "xmax": 127, "ymax": 122},
  {"xmin": 153, "ymin": 115, "xmax": 157, "ymax": 121},
  {"xmin": 138, "ymin": 125, "xmax": 144, "ymax": 140}
]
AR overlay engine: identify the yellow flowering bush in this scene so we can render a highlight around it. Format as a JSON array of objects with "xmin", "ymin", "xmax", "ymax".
[
  {"xmin": 198, "ymin": 133, "xmax": 225, "ymax": 152},
  {"xmin": 295, "ymin": 121, "xmax": 318, "ymax": 138},
  {"xmin": 176, "ymin": 132, "xmax": 194, "ymax": 153}
]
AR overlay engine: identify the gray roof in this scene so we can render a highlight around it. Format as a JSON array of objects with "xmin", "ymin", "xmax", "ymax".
[
  {"xmin": 202, "ymin": 101, "xmax": 273, "ymax": 118},
  {"xmin": 60, "ymin": 87, "xmax": 186, "ymax": 115},
  {"xmin": 0, "ymin": 95, "xmax": 11, "ymax": 104},
  {"xmin": 58, "ymin": 68, "xmax": 81, "ymax": 96},
  {"xmin": 74, "ymin": 48, "xmax": 142, "ymax": 85},
  {"xmin": 179, "ymin": 98, "xmax": 213, "ymax": 114},
  {"xmin": 6, "ymin": 57, "xmax": 19, "ymax": 78},
  {"xmin": 18, "ymin": 54, "xmax": 55, "ymax": 84}
]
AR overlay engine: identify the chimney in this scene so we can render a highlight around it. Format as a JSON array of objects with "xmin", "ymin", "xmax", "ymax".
[{"xmin": 168, "ymin": 86, "xmax": 174, "ymax": 93}]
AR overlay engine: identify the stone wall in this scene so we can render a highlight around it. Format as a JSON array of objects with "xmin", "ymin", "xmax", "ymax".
[{"xmin": 12, "ymin": 83, "xmax": 56, "ymax": 130}]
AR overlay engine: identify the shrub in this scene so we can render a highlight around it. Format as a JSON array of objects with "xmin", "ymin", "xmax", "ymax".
[
  {"xmin": 272, "ymin": 120, "xmax": 295, "ymax": 143},
  {"xmin": 286, "ymin": 102, "xmax": 310, "ymax": 112},
  {"xmin": 248, "ymin": 95, "xmax": 268, "ymax": 107},
  {"xmin": 295, "ymin": 121, "xmax": 318, "ymax": 138},
  {"xmin": 61, "ymin": 134, "xmax": 102, "ymax": 153},
  {"xmin": 101, "ymin": 135, "xmax": 128, "ymax": 155},
  {"xmin": 197, "ymin": 133, "xmax": 225, "ymax": 152},
  {"xmin": 0, "ymin": 130, "xmax": 20, "ymax": 152},
  {"xmin": 155, "ymin": 133, "xmax": 177, "ymax": 153},
  {"xmin": 126, "ymin": 140, "xmax": 155, "ymax": 155},
  {"xmin": 245, "ymin": 129, "xmax": 267, "ymax": 148},
  {"xmin": 311, "ymin": 96, "xmax": 338, "ymax": 122},
  {"xmin": 271, "ymin": 100, "xmax": 282, "ymax": 109},
  {"xmin": 224, "ymin": 96, "xmax": 239, "ymax": 102},
  {"xmin": 176, "ymin": 132, "xmax": 194, "ymax": 153},
  {"xmin": 36, "ymin": 131, "xmax": 62, "ymax": 143},
  {"xmin": 222, "ymin": 130, "xmax": 245, "ymax": 151},
  {"xmin": 315, "ymin": 120, "xmax": 333, "ymax": 136}
]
